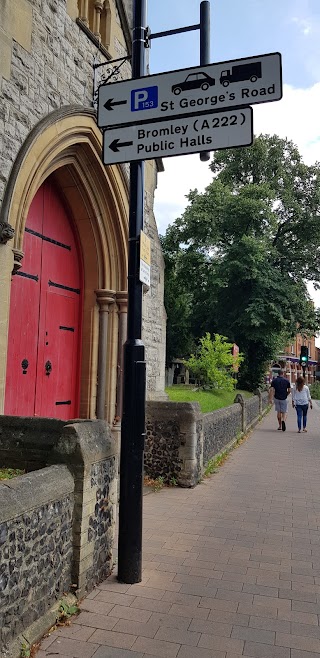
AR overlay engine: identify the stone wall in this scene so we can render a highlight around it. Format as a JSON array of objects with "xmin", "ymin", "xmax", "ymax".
[
  {"xmin": 246, "ymin": 395, "xmax": 260, "ymax": 427},
  {"xmin": 145, "ymin": 401, "xmax": 201, "ymax": 486},
  {"xmin": 203, "ymin": 404, "xmax": 242, "ymax": 465},
  {"xmin": 0, "ymin": 416, "xmax": 65, "ymax": 471},
  {"xmin": 0, "ymin": 416, "xmax": 118, "ymax": 656},
  {"xmin": 145, "ymin": 393, "xmax": 270, "ymax": 487},
  {"xmin": 0, "ymin": 465, "xmax": 74, "ymax": 656},
  {"xmin": 261, "ymin": 391, "xmax": 269, "ymax": 410},
  {"xmin": 55, "ymin": 420, "xmax": 118, "ymax": 595}
]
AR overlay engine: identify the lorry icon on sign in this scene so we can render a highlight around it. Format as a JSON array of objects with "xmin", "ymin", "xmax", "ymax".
[
  {"xmin": 220, "ymin": 62, "xmax": 262, "ymax": 86},
  {"xmin": 171, "ymin": 72, "xmax": 215, "ymax": 95}
]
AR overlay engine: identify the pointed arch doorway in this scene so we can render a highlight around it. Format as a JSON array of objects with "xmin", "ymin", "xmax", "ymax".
[{"xmin": 5, "ymin": 178, "xmax": 82, "ymax": 420}]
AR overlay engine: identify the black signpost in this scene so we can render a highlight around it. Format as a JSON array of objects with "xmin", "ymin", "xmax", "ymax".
[
  {"xmin": 200, "ymin": 1, "xmax": 211, "ymax": 162},
  {"xmin": 117, "ymin": 0, "xmax": 147, "ymax": 584},
  {"xmin": 110, "ymin": 0, "xmax": 282, "ymax": 584},
  {"xmin": 117, "ymin": 0, "xmax": 212, "ymax": 584}
]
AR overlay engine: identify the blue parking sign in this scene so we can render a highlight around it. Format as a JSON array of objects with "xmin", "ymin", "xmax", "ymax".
[{"xmin": 131, "ymin": 86, "xmax": 158, "ymax": 112}]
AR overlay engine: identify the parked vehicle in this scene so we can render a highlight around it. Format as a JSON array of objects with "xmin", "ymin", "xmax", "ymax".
[{"xmin": 220, "ymin": 62, "xmax": 262, "ymax": 87}]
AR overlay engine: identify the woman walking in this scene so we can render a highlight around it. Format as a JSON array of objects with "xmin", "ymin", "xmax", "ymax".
[{"xmin": 292, "ymin": 376, "xmax": 312, "ymax": 433}]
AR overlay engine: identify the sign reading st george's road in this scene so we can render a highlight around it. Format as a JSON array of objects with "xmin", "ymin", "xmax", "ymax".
[
  {"xmin": 103, "ymin": 107, "xmax": 253, "ymax": 165},
  {"xmin": 98, "ymin": 52, "xmax": 282, "ymax": 129}
]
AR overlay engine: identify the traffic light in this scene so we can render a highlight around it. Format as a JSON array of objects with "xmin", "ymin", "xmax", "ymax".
[{"xmin": 300, "ymin": 346, "xmax": 308, "ymax": 364}]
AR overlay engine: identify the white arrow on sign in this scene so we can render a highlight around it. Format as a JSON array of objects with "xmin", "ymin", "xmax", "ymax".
[
  {"xmin": 103, "ymin": 107, "xmax": 253, "ymax": 165},
  {"xmin": 98, "ymin": 52, "xmax": 281, "ymax": 129}
]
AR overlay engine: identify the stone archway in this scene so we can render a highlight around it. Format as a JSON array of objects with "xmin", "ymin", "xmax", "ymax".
[{"xmin": 0, "ymin": 106, "xmax": 129, "ymax": 422}]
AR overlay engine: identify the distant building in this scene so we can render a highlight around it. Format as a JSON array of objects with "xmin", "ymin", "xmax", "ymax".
[{"xmin": 270, "ymin": 333, "xmax": 317, "ymax": 384}]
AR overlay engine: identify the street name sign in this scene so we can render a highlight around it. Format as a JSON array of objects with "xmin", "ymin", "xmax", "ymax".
[
  {"xmin": 98, "ymin": 52, "xmax": 281, "ymax": 129},
  {"xmin": 103, "ymin": 107, "xmax": 253, "ymax": 165}
]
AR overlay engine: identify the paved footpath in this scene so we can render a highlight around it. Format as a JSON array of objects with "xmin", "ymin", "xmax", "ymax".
[{"xmin": 38, "ymin": 402, "xmax": 320, "ymax": 658}]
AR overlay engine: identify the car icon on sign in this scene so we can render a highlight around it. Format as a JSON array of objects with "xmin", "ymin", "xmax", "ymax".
[{"xmin": 171, "ymin": 72, "xmax": 215, "ymax": 95}]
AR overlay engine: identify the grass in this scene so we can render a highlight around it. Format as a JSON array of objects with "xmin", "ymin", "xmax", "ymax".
[
  {"xmin": 165, "ymin": 385, "xmax": 251, "ymax": 413},
  {"xmin": 0, "ymin": 467, "xmax": 25, "ymax": 481}
]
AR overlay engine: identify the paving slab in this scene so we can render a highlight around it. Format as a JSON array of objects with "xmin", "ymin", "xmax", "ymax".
[{"xmin": 37, "ymin": 402, "xmax": 320, "ymax": 657}]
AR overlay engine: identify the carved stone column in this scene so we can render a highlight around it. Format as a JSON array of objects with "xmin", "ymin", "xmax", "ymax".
[
  {"xmin": 93, "ymin": 0, "xmax": 104, "ymax": 37},
  {"xmin": 80, "ymin": 0, "xmax": 89, "ymax": 24},
  {"xmin": 95, "ymin": 290, "xmax": 116, "ymax": 419},
  {"xmin": 115, "ymin": 291, "xmax": 128, "ymax": 423}
]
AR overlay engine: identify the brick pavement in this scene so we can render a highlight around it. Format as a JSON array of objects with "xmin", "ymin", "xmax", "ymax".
[{"xmin": 37, "ymin": 401, "xmax": 320, "ymax": 658}]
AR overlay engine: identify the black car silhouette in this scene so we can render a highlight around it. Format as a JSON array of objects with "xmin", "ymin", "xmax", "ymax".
[{"xmin": 171, "ymin": 72, "xmax": 215, "ymax": 95}]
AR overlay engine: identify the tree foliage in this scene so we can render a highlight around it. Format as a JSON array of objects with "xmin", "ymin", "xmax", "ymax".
[
  {"xmin": 161, "ymin": 135, "xmax": 320, "ymax": 389},
  {"xmin": 184, "ymin": 333, "xmax": 242, "ymax": 391}
]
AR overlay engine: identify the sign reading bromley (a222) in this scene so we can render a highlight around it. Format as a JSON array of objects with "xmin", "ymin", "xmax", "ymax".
[
  {"xmin": 98, "ymin": 52, "xmax": 282, "ymax": 129},
  {"xmin": 103, "ymin": 107, "xmax": 253, "ymax": 165}
]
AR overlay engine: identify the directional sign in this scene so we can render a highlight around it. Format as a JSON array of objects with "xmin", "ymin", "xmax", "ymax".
[
  {"xmin": 98, "ymin": 52, "xmax": 281, "ymax": 129},
  {"xmin": 103, "ymin": 107, "xmax": 253, "ymax": 165}
]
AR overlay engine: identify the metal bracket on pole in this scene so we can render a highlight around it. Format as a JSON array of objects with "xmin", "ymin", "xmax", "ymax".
[{"xmin": 92, "ymin": 55, "xmax": 130, "ymax": 110}]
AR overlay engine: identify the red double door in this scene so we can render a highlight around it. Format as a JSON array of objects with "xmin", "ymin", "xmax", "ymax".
[{"xmin": 5, "ymin": 180, "xmax": 82, "ymax": 420}]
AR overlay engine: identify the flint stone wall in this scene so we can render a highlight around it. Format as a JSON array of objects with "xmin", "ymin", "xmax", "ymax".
[
  {"xmin": 0, "ymin": 465, "xmax": 74, "ymax": 654},
  {"xmin": 203, "ymin": 404, "xmax": 242, "ymax": 465},
  {"xmin": 145, "ymin": 392, "xmax": 269, "ymax": 487},
  {"xmin": 145, "ymin": 401, "xmax": 201, "ymax": 487},
  {"xmin": 261, "ymin": 391, "xmax": 269, "ymax": 410},
  {"xmin": 0, "ymin": 416, "xmax": 118, "ymax": 657},
  {"xmin": 246, "ymin": 396, "xmax": 260, "ymax": 427}
]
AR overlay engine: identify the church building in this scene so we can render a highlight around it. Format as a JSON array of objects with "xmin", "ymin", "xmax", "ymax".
[{"xmin": 0, "ymin": 0, "xmax": 166, "ymax": 427}]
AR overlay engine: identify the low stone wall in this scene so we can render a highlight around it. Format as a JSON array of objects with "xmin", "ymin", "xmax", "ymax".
[
  {"xmin": 203, "ymin": 404, "xmax": 242, "ymax": 465},
  {"xmin": 145, "ymin": 401, "xmax": 201, "ymax": 487},
  {"xmin": 246, "ymin": 396, "xmax": 260, "ymax": 427},
  {"xmin": 0, "ymin": 417, "xmax": 118, "ymax": 657},
  {"xmin": 0, "ymin": 465, "xmax": 74, "ymax": 654},
  {"xmin": 0, "ymin": 416, "xmax": 65, "ymax": 471},
  {"xmin": 145, "ymin": 391, "xmax": 269, "ymax": 488}
]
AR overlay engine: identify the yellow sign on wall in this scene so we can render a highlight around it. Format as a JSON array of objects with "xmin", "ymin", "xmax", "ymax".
[
  {"xmin": 140, "ymin": 231, "xmax": 151, "ymax": 265},
  {"xmin": 139, "ymin": 231, "xmax": 151, "ymax": 287}
]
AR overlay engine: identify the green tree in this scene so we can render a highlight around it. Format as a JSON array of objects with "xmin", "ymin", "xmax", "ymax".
[
  {"xmin": 184, "ymin": 333, "xmax": 242, "ymax": 390},
  {"xmin": 161, "ymin": 135, "xmax": 320, "ymax": 389}
]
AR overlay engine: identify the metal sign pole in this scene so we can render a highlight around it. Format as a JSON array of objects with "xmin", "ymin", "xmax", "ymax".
[
  {"xmin": 200, "ymin": 0, "xmax": 211, "ymax": 162},
  {"xmin": 117, "ymin": 0, "xmax": 147, "ymax": 584}
]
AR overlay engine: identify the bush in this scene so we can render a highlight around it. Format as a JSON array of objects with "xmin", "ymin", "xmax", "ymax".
[
  {"xmin": 309, "ymin": 382, "xmax": 320, "ymax": 399},
  {"xmin": 183, "ymin": 332, "xmax": 243, "ymax": 391}
]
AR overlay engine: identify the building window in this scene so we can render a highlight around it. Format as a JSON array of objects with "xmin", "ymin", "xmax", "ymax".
[
  {"xmin": 291, "ymin": 344, "xmax": 294, "ymax": 354},
  {"xmin": 78, "ymin": 0, "xmax": 111, "ymax": 49}
]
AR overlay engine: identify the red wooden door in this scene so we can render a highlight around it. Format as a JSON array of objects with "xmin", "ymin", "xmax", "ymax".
[{"xmin": 5, "ymin": 180, "xmax": 82, "ymax": 419}]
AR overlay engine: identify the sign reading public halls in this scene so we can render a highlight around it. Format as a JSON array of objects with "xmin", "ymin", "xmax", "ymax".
[
  {"xmin": 98, "ymin": 52, "xmax": 282, "ymax": 129},
  {"xmin": 103, "ymin": 107, "xmax": 253, "ymax": 165}
]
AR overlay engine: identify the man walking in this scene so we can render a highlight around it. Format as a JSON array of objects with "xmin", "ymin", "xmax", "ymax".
[{"xmin": 269, "ymin": 369, "xmax": 291, "ymax": 431}]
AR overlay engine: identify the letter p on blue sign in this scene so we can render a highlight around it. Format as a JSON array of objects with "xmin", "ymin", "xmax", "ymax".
[{"xmin": 131, "ymin": 86, "xmax": 158, "ymax": 112}]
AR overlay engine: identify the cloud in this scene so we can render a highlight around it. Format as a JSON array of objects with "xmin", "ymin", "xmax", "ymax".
[
  {"xmin": 155, "ymin": 154, "xmax": 213, "ymax": 235},
  {"xmin": 253, "ymin": 82, "xmax": 320, "ymax": 164},
  {"xmin": 292, "ymin": 16, "xmax": 312, "ymax": 36},
  {"xmin": 289, "ymin": 1, "xmax": 320, "ymax": 78}
]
